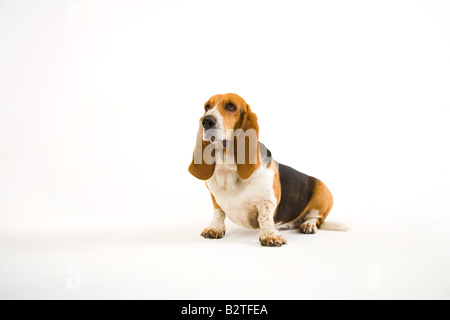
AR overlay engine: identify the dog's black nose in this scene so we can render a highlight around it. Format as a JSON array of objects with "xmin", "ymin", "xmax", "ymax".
[{"xmin": 202, "ymin": 115, "xmax": 216, "ymax": 129}]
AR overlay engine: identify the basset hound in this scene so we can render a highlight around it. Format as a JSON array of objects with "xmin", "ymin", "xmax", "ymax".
[{"xmin": 189, "ymin": 93, "xmax": 343, "ymax": 247}]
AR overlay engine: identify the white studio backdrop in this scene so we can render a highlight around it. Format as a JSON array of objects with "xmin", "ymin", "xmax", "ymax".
[
  {"xmin": 0, "ymin": 0, "xmax": 450, "ymax": 236},
  {"xmin": 1, "ymin": 0, "xmax": 450, "ymax": 300}
]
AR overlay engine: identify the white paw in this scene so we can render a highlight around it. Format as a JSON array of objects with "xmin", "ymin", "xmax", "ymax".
[
  {"xmin": 201, "ymin": 227, "xmax": 225, "ymax": 239},
  {"xmin": 259, "ymin": 230, "xmax": 287, "ymax": 247},
  {"xmin": 300, "ymin": 219, "xmax": 318, "ymax": 234}
]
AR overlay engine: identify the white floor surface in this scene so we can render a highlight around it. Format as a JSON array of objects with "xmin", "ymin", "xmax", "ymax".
[{"xmin": 1, "ymin": 209, "xmax": 449, "ymax": 300}]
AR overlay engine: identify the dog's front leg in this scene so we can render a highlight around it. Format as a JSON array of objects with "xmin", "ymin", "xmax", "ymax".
[
  {"xmin": 201, "ymin": 208, "xmax": 226, "ymax": 239},
  {"xmin": 258, "ymin": 199, "xmax": 287, "ymax": 247}
]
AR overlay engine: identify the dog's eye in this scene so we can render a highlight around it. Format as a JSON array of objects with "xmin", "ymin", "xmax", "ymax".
[
  {"xmin": 205, "ymin": 104, "xmax": 211, "ymax": 111},
  {"xmin": 226, "ymin": 103, "xmax": 236, "ymax": 112}
]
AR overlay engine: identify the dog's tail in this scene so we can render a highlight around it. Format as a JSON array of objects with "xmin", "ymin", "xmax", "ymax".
[{"xmin": 319, "ymin": 221, "xmax": 350, "ymax": 232}]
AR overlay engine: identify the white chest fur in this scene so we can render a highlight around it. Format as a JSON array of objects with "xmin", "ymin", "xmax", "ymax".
[{"xmin": 207, "ymin": 163, "xmax": 275, "ymax": 229}]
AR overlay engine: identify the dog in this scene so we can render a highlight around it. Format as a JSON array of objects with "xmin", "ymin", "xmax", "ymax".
[{"xmin": 189, "ymin": 93, "xmax": 345, "ymax": 247}]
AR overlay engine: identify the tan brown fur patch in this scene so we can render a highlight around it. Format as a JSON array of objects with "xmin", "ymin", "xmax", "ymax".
[
  {"xmin": 205, "ymin": 182, "xmax": 221, "ymax": 210},
  {"xmin": 210, "ymin": 192, "xmax": 221, "ymax": 210},
  {"xmin": 270, "ymin": 160, "xmax": 281, "ymax": 205},
  {"xmin": 301, "ymin": 179, "xmax": 334, "ymax": 225}
]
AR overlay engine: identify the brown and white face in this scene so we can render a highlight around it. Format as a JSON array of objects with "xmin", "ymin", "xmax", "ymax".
[
  {"xmin": 201, "ymin": 93, "xmax": 247, "ymax": 146},
  {"xmin": 189, "ymin": 93, "xmax": 261, "ymax": 180}
]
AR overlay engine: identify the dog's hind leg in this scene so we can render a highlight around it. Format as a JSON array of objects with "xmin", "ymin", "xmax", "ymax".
[
  {"xmin": 300, "ymin": 210, "xmax": 321, "ymax": 234},
  {"xmin": 299, "ymin": 180, "xmax": 334, "ymax": 234}
]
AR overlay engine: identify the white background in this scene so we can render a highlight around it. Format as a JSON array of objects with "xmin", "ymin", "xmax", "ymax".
[{"xmin": 1, "ymin": 0, "xmax": 449, "ymax": 299}]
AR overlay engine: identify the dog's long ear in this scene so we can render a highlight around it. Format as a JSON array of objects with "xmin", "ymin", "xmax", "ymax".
[
  {"xmin": 188, "ymin": 119, "xmax": 215, "ymax": 180},
  {"xmin": 234, "ymin": 104, "xmax": 261, "ymax": 180}
]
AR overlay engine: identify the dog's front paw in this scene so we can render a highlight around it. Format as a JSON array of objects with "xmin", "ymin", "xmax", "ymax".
[
  {"xmin": 201, "ymin": 227, "xmax": 225, "ymax": 239},
  {"xmin": 259, "ymin": 232, "xmax": 287, "ymax": 247}
]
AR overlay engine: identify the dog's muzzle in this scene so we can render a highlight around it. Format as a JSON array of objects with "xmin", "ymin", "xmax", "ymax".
[{"xmin": 201, "ymin": 115, "xmax": 216, "ymax": 130}]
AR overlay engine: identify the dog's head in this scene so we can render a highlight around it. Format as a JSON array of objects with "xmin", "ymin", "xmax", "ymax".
[{"xmin": 188, "ymin": 93, "xmax": 261, "ymax": 180}]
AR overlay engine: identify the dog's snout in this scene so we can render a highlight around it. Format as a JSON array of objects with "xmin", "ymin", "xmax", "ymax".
[{"xmin": 202, "ymin": 115, "xmax": 216, "ymax": 130}]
